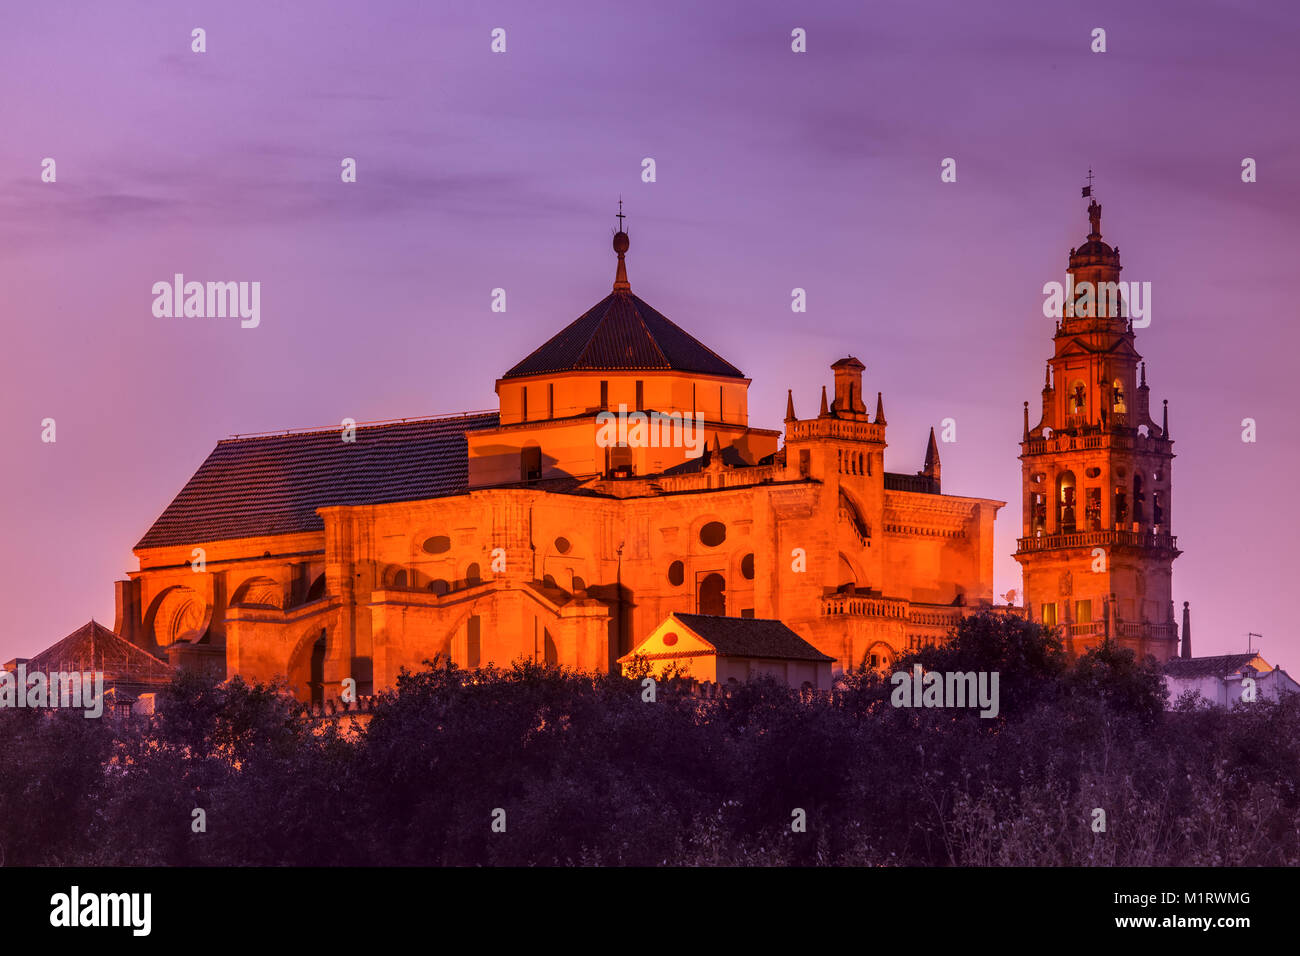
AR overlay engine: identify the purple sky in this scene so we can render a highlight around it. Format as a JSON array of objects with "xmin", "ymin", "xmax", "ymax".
[{"xmin": 2, "ymin": 0, "xmax": 1297, "ymax": 667}]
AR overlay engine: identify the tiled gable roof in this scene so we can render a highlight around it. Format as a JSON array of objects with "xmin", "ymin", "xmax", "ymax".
[
  {"xmin": 20, "ymin": 621, "xmax": 173, "ymax": 682},
  {"xmin": 502, "ymin": 291, "xmax": 745, "ymax": 380},
  {"xmin": 1163, "ymin": 654, "xmax": 1267, "ymax": 679},
  {"xmin": 671, "ymin": 614, "xmax": 834, "ymax": 662},
  {"xmin": 136, "ymin": 413, "xmax": 499, "ymax": 550}
]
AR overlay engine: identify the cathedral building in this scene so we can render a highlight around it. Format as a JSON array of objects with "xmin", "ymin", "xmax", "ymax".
[
  {"xmin": 1015, "ymin": 199, "xmax": 1180, "ymax": 661},
  {"xmin": 110, "ymin": 220, "xmax": 1008, "ymax": 703}
]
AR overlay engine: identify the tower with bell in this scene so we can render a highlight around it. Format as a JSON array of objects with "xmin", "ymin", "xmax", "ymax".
[{"xmin": 1014, "ymin": 181, "xmax": 1181, "ymax": 661}]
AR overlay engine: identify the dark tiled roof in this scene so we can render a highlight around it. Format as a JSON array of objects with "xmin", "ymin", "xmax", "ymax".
[
  {"xmin": 671, "ymin": 614, "xmax": 834, "ymax": 662},
  {"xmin": 660, "ymin": 443, "xmax": 748, "ymax": 475},
  {"xmin": 17, "ymin": 621, "xmax": 173, "ymax": 683},
  {"xmin": 502, "ymin": 291, "xmax": 745, "ymax": 380},
  {"xmin": 1164, "ymin": 654, "xmax": 1267, "ymax": 679},
  {"xmin": 884, "ymin": 472, "xmax": 941, "ymax": 495},
  {"xmin": 137, "ymin": 413, "xmax": 499, "ymax": 550}
]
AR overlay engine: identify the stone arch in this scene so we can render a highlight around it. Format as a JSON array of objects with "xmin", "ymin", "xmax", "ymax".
[
  {"xmin": 836, "ymin": 552, "xmax": 864, "ymax": 592},
  {"xmin": 838, "ymin": 487, "xmax": 871, "ymax": 539},
  {"xmin": 444, "ymin": 603, "xmax": 486, "ymax": 668},
  {"xmin": 286, "ymin": 624, "xmax": 333, "ymax": 703},
  {"xmin": 382, "ymin": 565, "xmax": 410, "ymax": 589},
  {"xmin": 230, "ymin": 575, "xmax": 283, "ymax": 609},
  {"xmin": 862, "ymin": 641, "xmax": 896, "ymax": 672},
  {"xmin": 147, "ymin": 585, "xmax": 211, "ymax": 648}
]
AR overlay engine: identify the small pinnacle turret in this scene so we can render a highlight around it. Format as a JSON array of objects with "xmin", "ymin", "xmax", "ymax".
[{"xmin": 923, "ymin": 427, "xmax": 941, "ymax": 484}]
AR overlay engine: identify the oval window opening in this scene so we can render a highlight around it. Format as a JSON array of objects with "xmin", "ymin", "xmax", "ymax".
[
  {"xmin": 554, "ymin": 536, "xmax": 571, "ymax": 555},
  {"xmin": 668, "ymin": 561, "xmax": 685, "ymax": 586},
  {"xmin": 699, "ymin": 522, "xmax": 727, "ymax": 547},
  {"xmin": 741, "ymin": 553, "xmax": 755, "ymax": 580},
  {"xmin": 423, "ymin": 535, "xmax": 451, "ymax": 555}
]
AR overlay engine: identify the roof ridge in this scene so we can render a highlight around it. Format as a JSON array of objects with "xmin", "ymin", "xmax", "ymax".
[
  {"xmin": 632, "ymin": 295, "xmax": 743, "ymax": 376},
  {"xmin": 627, "ymin": 294, "xmax": 671, "ymax": 368},
  {"xmin": 224, "ymin": 409, "xmax": 498, "ymax": 442},
  {"xmin": 573, "ymin": 295, "xmax": 620, "ymax": 368}
]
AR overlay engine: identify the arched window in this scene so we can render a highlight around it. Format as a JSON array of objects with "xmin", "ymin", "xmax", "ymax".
[
  {"xmin": 521, "ymin": 446, "xmax": 542, "ymax": 482},
  {"xmin": 543, "ymin": 629, "xmax": 558, "ymax": 666},
  {"xmin": 1112, "ymin": 378, "xmax": 1127, "ymax": 414},
  {"xmin": 698, "ymin": 573, "xmax": 726, "ymax": 616},
  {"xmin": 1057, "ymin": 471, "xmax": 1077, "ymax": 533},
  {"xmin": 465, "ymin": 563, "xmax": 482, "ymax": 586}
]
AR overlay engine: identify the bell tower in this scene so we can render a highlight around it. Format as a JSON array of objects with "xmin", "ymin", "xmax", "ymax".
[{"xmin": 1014, "ymin": 197, "xmax": 1180, "ymax": 661}]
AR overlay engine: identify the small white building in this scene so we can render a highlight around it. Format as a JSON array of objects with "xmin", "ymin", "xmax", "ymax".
[
  {"xmin": 1163, "ymin": 654, "xmax": 1300, "ymax": 707},
  {"xmin": 619, "ymin": 612, "xmax": 835, "ymax": 691}
]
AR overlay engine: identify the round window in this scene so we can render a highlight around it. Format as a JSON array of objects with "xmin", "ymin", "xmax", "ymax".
[
  {"xmin": 555, "ymin": 537, "xmax": 571, "ymax": 555},
  {"xmin": 663, "ymin": 632, "xmax": 678, "ymax": 647},
  {"xmin": 423, "ymin": 535, "xmax": 451, "ymax": 555},
  {"xmin": 699, "ymin": 522, "xmax": 726, "ymax": 547}
]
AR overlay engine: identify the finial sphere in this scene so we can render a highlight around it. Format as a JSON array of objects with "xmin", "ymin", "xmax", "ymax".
[{"xmin": 613, "ymin": 231, "xmax": 629, "ymax": 255}]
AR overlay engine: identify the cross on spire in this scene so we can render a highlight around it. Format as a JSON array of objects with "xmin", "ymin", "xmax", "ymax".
[
  {"xmin": 1082, "ymin": 168, "xmax": 1095, "ymax": 198},
  {"xmin": 615, "ymin": 197, "xmax": 625, "ymax": 233}
]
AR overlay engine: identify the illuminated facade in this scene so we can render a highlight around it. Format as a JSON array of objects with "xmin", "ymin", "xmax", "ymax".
[
  {"xmin": 1015, "ymin": 200, "xmax": 1180, "ymax": 661},
  {"xmin": 112, "ymin": 225, "xmax": 1008, "ymax": 701}
]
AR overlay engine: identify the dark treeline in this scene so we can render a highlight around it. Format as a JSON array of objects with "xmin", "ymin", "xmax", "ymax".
[{"xmin": 2, "ymin": 614, "xmax": 1297, "ymax": 866}]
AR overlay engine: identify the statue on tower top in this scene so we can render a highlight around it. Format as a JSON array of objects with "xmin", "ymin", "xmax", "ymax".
[{"xmin": 1088, "ymin": 199, "xmax": 1102, "ymax": 239}]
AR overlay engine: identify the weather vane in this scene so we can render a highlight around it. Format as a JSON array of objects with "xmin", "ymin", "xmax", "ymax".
[{"xmin": 1082, "ymin": 168, "xmax": 1095, "ymax": 198}]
